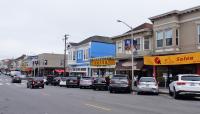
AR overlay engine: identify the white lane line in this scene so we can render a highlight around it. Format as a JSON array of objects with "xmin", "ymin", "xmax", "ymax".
[
  {"xmin": 85, "ymin": 103, "xmax": 111, "ymax": 111},
  {"xmin": 6, "ymin": 83, "xmax": 11, "ymax": 85}
]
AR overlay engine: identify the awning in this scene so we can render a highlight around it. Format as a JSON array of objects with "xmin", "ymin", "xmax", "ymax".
[
  {"xmin": 54, "ymin": 69, "xmax": 64, "ymax": 73},
  {"xmin": 24, "ymin": 68, "xmax": 32, "ymax": 72},
  {"xmin": 116, "ymin": 60, "xmax": 144, "ymax": 70}
]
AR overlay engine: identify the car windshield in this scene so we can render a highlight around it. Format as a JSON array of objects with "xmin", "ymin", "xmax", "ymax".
[
  {"xmin": 181, "ymin": 76, "xmax": 200, "ymax": 81},
  {"xmin": 112, "ymin": 75, "xmax": 127, "ymax": 79},
  {"xmin": 140, "ymin": 78, "xmax": 155, "ymax": 82},
  {"xmin": 35, "ymin": 77, "xmax": 44, "ymax": 80}
]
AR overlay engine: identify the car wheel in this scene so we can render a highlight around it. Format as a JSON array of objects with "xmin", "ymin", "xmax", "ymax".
[
  {"xmin": 173, "ymin": 88, "xmax": 179, "ymax": 99},
  {"xmin": 27, "ymin": 84, "xmax": 29, "ymax": 88},
  {"xmin": 30, "ymin": 85, "xmax": 33, "ymax": 89},
  {"xmin": 137, "ymin": 91, "xmax": 141, "ymax": 95},
  {"xmin": 93, "ymin": 87, "xmax": 96, "ymax": 90},
  {"xmin": 41, "ymin": 85, "xmax": 44, "ymax": 89},
  {"xmin": 169, "ymin": 88, "xmax": 173, "ymax": 96}
]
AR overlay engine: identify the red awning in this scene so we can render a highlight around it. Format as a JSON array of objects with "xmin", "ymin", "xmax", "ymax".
[
  {"xmin": 54, "ymin": 69, "xmax": 64, "ymax": 73},
  {"xmin": 24, "ymin": 68, "xmax": 32, "ymax": 72}
]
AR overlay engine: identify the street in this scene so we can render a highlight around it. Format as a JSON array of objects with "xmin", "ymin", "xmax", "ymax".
[{"xmin": 0, "ymin": 74, "xmax": 200, "ymax": 114}]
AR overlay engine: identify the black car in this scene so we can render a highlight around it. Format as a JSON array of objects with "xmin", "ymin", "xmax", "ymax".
[
  {"xmin": 66, "ymin": 76, "xmax": 80, "ymax": 87},
  {"xmin": 109, "ymin": 74, "xmax": 131, "ymax": 93},
  {"xmin": 45, "ymin": 75, "xmax": 54, "ymax": 85},
  {"xmin": 11, "ymin": 76, "xmax": 21, "ymax": 83},
  {"xmin": 52, "ymin": 77, "xmax": 62, "ymax": 86},
  {"xmin": 93, "ymin": 77, "xmax": 109, "ymax": 90},
  {"xmin": 27, "ymin": 77, "xmax": 44, "ymax": 89}
]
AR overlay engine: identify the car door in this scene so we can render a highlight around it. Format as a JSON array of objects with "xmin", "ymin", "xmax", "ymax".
[{"xmin": 169, "ymin": 75, "xmax": 179, "ymax": 92}]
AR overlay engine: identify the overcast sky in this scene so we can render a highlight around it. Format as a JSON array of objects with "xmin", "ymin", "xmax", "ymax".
[{"xmin": 0, "ymin": 0, "xmax": 200, "ymax": 60}]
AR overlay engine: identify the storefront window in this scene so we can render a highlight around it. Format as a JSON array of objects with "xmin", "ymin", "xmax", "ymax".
[
  {"xmin": 165, "ymin": 29, "xmax": 173, "ymax": 46},
  {"xmin": 156, "ymin": 31, "xmax": 163, "ymax": 48}
]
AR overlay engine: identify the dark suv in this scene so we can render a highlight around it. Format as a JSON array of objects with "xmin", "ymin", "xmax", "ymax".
[
  {"xmin": 66, "ymin": 76, "xmax": 80, "ymax": 87},
  {"xmin": 27, "ymin": 77, "xmax": 44, "ymax": 89},
  {"xmin": 93, "ymin": 77, "xmax": 110, "ymax": 90},
  {"xmin": 109, "ymin": 74, "xmax": 131, "ymax": 93},
  {"xmin": 11, "ymin": 76, "xmax": 22, "ymax": 83}
]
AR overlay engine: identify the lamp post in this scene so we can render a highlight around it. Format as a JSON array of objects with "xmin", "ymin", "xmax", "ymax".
[{"xmin": 117, "ymin": 20, "xmax": 136, "ymax": 90}]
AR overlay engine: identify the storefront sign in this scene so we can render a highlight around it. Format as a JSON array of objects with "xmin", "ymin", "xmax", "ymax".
[
  {"xmin": 144, "ymin": 52, "xmax": 200, "ymax": 65},
  {"xmin": 91, "ymin": 59, "xmax": 116, "ymax": 66}
]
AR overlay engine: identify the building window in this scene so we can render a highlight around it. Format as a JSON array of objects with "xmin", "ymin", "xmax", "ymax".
[
  {"xmin": 73, "ymin": 51, "xmax": 76, "ymax": 60},
  {"xmin": 198, "ymin": 25, "xmax": 200, "ymax": 43},
  {"xmin": 116, "ymin": 41, "xmax": 123, "ymax": 53},
  {"xmin": 144, "ymin": 37, "xmax": 150, "ymax": 50},
  {"xmin": 84, "ymin": 49, "xmax": 89, "ymax": 60},
  {"xmin": 156, "ymin": 31, "xmax": 164, "ymax": 48},
  {"xmin": 165, "ymin": 29, "xmax": 173, "ymax": 46},
  {"xmin": 176, "ymin": 29, "xmax": 179, "ymax": 46},
  {"xmin": 136, "ymin": 38, "xmax": 141, "ymax": 50}
]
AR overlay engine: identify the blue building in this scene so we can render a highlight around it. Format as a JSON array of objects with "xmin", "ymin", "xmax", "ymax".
[{"xmin": 67, "ymin": 36, "xmax": 116, "ymax": 77}]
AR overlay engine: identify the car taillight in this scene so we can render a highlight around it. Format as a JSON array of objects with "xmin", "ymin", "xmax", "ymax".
[
  {"xmin": 177, "ymin": 82, "xmax": 186, "ymax": 85},
  {"xmin": 32, "ymin": 81, "xmax": 35, "ymax": 84}
]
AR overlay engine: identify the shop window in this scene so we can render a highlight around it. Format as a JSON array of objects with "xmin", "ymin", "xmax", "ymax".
[
  {"xmin": 156, "ymin": 31, "xmax": 163, "ymax": 48},
  {"xmin": 144, "ymin": 37, "xmax": 150, "ymax": 50},
  {"xmin": 165, "ymin": 29, "xmax": 173, "ymax": 46}
]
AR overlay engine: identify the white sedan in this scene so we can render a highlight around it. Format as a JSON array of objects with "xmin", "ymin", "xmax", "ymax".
[
  {"xmin": 59, "ymin": 77, "xmax": 68, "ymax": 87},
  {"xmin": 137, "ymin": 77, "xmax": 159, "ymax": 95},
  {"xmin": 169, "ymin": 74, "xmax": 200, "ymax": 99}
]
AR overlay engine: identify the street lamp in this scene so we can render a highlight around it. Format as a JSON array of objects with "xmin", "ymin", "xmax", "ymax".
[{"xmin": 117, "ymin": 20, "xmax": 136, "ymax": 90}]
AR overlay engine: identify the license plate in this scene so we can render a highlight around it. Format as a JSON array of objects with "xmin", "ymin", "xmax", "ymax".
[
  {"xmin": 70, "ymin": 80, "xmax": 73, "ymax": 83},
  {"xmin": 190, "ymin": 83, "xmax": 195, "ymax": 86}
]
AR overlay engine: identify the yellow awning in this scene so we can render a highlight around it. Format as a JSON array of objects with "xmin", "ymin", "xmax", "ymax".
[{"xmin": 144, "ymin": 52, "xmax": 200, "ymax": 65}]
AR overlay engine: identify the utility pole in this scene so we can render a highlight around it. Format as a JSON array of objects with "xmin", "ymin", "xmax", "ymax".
[{"xmin": 63, "ymin": 34, "xmax": 69, "ymax": 77}]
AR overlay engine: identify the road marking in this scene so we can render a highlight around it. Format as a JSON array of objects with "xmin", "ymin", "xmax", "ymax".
[
  {"xmin": 0, "ymin": 83, "xmax": 3, "ymax": 86},
  {"xmin": 85, "ymin": 103, "xmax": 111, "ymax": 111},
  {"xmin": 6, "ymin": 83, "xmax": 11, "ymax": 85},
  {"xmin": 41, "ymin": 92, "xmax": 50, "ymax": 96}
]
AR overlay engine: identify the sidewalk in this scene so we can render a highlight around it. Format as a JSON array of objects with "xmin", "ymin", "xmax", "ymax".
[{"xmin": 159, "ymin": 87, "xmax": 169, "ymax": 94}]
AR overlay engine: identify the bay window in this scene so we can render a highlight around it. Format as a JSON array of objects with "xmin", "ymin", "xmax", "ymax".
[
  {"xmin": 165, "ymin": 29, "xmax": 173, "ymax": 46},
  {"xmin": 156, "ymin": 31, "xmax": 163, "ymax": 48}
]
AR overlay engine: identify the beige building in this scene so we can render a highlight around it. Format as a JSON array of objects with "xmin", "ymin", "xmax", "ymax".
[
  {"xmin": 150, "ymin": 6, "xmax": 200, "ymax": 55},
  {"xmin": 146, "ymin": 6, "xmax": 200, "ymax": 83},
  {"xmin": 112, "ymin": 23, "xmax": 153, "ymax": 78},
  {"xmin": 36, "ymin": 53, "xmax": 67, "ymax": 76}
]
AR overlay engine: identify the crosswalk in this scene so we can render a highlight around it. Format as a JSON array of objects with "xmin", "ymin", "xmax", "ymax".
[{"xmin": 0, "ymin": 75, "xmax": 27, "ymax": 87}]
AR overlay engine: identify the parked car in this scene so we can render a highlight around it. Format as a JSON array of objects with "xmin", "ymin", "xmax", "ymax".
[
  {"xmin": 66, "ymin": 76, "xmax": 80, "ymax": 87},
  {"xmin": 59, "ymin": 77, "xmax": 68, "ymax": 87},
  {"xmin": 169, "ymin": 74, "xmax": 200, "ymax": 99},
  {"xmin": 137, "ymin": 77, "xmax": 159, "ymax": 95},
  {"xmin": 93, "ymin": 77, "xmax": 109, "ymax": 90},
  {"xmin": 79, "ymin": 77, "xmax": 93, "ymax": 89},
  {"xmin": 52, "ymin": 77, "xmax": 62, "ymax": 86},
  {"xmin": 109, "ymin": 74, "xmax": 131, "ymax": 93},
  {"xmin": 27, "ymin": 77, "xmax": 44, "ymax": 89},
  {"xmin": 45, "ymin": 75, "xmax": 54, "ymax": 85},
  {"xmin": 11, "ymin": 76, "xmax": 22, "ymax": 83}
]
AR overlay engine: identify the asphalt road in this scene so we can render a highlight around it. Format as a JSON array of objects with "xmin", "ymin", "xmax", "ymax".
[{"xmin": 0, "ymin": 74, "xmax": 200, "ymax": 114}]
